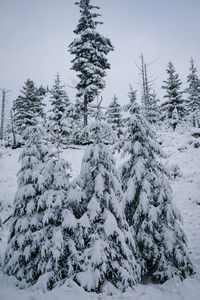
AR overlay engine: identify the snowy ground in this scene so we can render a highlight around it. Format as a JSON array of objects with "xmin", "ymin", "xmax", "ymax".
[{"xmin": 0, "ymin": 129, "xmax": 200, "ymax": 300}]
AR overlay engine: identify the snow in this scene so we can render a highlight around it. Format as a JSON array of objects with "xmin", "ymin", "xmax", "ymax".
[{"xmin": 1, "ymin": 129, "xmax": 200, "ymax": 299}]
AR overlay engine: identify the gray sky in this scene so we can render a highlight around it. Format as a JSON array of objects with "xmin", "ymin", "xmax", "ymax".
[{"xmin": 0, "ymin": 0, "xmax": 200, "ymax": 109}]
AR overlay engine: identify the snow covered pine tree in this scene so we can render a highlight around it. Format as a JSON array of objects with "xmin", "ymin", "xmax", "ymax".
[
  {"xmin": 120, "ymin": 98, "xmax": 194, "ymax": 282},
  {"xmin": 186, "ymin": 58, "xmax": 200, "ymax": 127},
  {"xmin": 4, "ymin": 125, "xmax": 72, "ymax": 289},
  {"xmin": 36, "ymin": 149, "xmax": 72, "ymax": 289},
  {"xmin": 47, "ymin": 74, "xmax": 73, "ymax": 153},
  {"xmin": 161, "ymin": 61, "xmax": 185, "ymax": 129},
  {"xmin": 70, "ymin": 106, "xmax": 140, "ymax": 293},
  {"xmin": 13, "ymin": 79, "xmax": 46, "ymax": 136},
  {"xmin": 106, "ymin": 94, "xmax": 123, "ymax": 139},
  {"xmin": 69, "ymin": 0, "xmax": 113, "ymax": 127},
  {"xmin": 4, "ymin": 125, "xmax": 49, "ymax": 286}
]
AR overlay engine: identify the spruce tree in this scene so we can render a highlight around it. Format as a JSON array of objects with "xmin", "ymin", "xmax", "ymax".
[
  {"xmin": 47, "ymin": 74, "xmax": 73, "ymax": 153},
  {"xmin": 127, "ymin": 85, "xmax": 137, "ymax": 108},
  {"xmin": 71, "ymin": 108, "xmax": 140, "ymax": 292},
  {"xmin": 35, "ymin": 151, "xmax": 72, "ymax": 289},
  {"xmin": 4, "ymin": 125, "xmax": 49, "ymax": 285},
  {"xmin": 120, "ymin": 99, "xmax": 194, "ymax": 282},
  {"xmin": 186, "ymin": 58, "xmax": 200, "ymax": 127},
  {"xmin": 146, "ymin": 91, "xmax": 160, "ymax": 124},
  {"xmin": 69, "ymin": 0, "xmax": 114, "ymax": 127},
  {"xmin": 13, "ymin": 79, "xmax": 45, "ymax": 135},
  {"xmin": 106, "ymin": 94, "xmax": 123, "ymax": 139},
  {"xmin": 161, "ymin": 62, "xmax": 185, "ymax": 128},
  {"xmin": 4, "ymin": 125, "xmax": 74, "ymax": 288}
]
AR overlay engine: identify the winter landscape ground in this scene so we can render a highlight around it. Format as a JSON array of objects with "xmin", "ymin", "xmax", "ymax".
[{"xmin": 0, "ymin": 126, "xmax": 200, "ymax": 300}]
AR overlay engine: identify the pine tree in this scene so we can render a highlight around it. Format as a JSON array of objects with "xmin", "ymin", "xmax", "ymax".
[
  {"xmin": 106, "ymin": 94, "xmax": 123, "ymax": 139},
  {"xmin": 47, "ymin": 74, "xmax": 73, "ymax": 153},
  {"xmin": 70, "ymin": 108, "xmax": 140, "ymax": 292},
  {"xmin": 69, "ymin": 0, "xmax": 114, "ymax": 127},
  {"xmin": 4, "ymin": 125, "xmax": 49, "ymax": 285},
  {"xmin": 186, "ymin": 58, "xmax": 200, "ymax": 127},
  {"xmin": 127, "ymin": 85, "xmax": 137, "ymax": 108},
  {"xmin": 120, "ymin": 99, "xmax": 194, "ymax": 282},
  {"xmin": 146, "ymin": 90, "xmax": 160, "ymax": 124},
  {"xmin": 13, "ymin": 79, "xmax": 46, "ymax": 135},
  {"xmin": 4, "ymin": 125, "xmax": 73, "ymax": 289},
  {"xmin": 35, "ymin": 151, "xmax": 72, "ymax": 289},
  {"xmin": 161, "ymin": 62, "xmax": 185, "ymax": 128}
]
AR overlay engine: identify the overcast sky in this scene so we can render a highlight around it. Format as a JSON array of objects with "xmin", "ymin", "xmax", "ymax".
[{"xmin": 0, "ymin": 0, "xmax": 200, "ymax": 109}]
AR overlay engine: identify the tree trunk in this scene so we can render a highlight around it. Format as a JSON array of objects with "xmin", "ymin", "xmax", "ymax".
[
  {"xmin": 10, "ymin": 110, "xmax": 17, "ymax": 147},
  {"xmin": 0, "ymin": 90, "xmax": 5, "ymax": 141}
]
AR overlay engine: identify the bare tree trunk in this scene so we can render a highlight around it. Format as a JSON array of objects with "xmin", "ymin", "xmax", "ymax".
[
  {"xmin": 10, "ymin": 109, "xmax": 17, "ymax": 147},
  {"xmin": 0, "ymin": 90, "xmax": 6, "ymax": 141}
]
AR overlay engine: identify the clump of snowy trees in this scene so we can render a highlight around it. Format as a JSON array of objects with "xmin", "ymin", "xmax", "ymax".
[
  {"xmin": 4, "ymin": 100, "xmax": 194, "ymax": 292},
  {"xmin": 1, "ymin": 0, "xmax": 198, "ymax": 295}
]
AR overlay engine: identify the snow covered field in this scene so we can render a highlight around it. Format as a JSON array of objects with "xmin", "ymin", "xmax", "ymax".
[{"xmin": 0, "ymin": 129, "xmax": 200, "ymax": 300}]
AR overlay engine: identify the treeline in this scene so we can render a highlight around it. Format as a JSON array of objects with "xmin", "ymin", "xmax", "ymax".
[
  {"xmin": 3, "ymin": 56, "xmax": 200, "ymax": 149},
  {"xmin": 1, "ymin": 0, "xmax": 200, "ymax": 148}
]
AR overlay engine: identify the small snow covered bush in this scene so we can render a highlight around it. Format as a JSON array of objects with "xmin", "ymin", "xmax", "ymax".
[{"xmin": 169, "ymin": 164, "xmax": 182, "ymax": 179}]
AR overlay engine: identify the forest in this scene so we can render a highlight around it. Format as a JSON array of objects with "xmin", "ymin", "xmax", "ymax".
[{"xmin": 0, "ymin": 0, "xmax": 200, "ymax": 299}]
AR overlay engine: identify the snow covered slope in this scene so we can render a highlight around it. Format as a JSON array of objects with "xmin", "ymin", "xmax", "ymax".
[{"xmin": 0, "ymin": 129, "xmax": 200, "ymax": 300}]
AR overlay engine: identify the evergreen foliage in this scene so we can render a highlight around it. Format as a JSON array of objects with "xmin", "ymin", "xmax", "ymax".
[
  {"xmin": 127, "ymin": 85, "xmax": 137, "ymax": 110},
  {"xmin": 4, "ymin": 125, "xmax": 72, "ymax": 289},
  {"xmin": 161, "ymin": 62, "xmax": 185, "ymax": 127},
  {"xmin": 137, "ymin": 55, "xmax": 159, "ymax": 124},
  {"xmin": 69, "ymin": 0, "xmax": 113, "ymax": 126},
  {"xmin": 186, "ymin": 58, "xmax": 200, "ymax": 127},
  {"xmin": 13, "ymin": 79, "xmax": 46, "ymax": 135},
  {"xmin": 70, "ymin": 108, "xmax": 140, "ymax": 292},
  {"xmin": 47, "ymin": 74, "xmax": 73, "ymax": 152},
  {"xmin": 105, "ymin": 94, "xmax": 123, "ymax": 138},
  {"xmin": 146, "ymin": 91, "xmax": 160, "ymax": 124},
  {"xmin": 36, "ymin": 151, "xmax": 72, "ymax": 289},
  {"xmin": 70, "ymin": 98, "xmax": 85, "ymax": 145},
  {"xmin": 120, "ymin": 99, "xmax": 194, "ymax": 282},
  {"xmin": 4, "ymin": 126, "xmax": 49, "ymax": 285}
]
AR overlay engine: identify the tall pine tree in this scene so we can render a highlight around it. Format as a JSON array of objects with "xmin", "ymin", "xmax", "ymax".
[
  {"xmin": 120, "ymin": 98, "xmax": 194, "ymax": 282},
  {"xmin": 161, "ymin": 62, "xmax": 185, "ymax": 128},
  {"xmin": 186, "ymin": 58, "xmax": 200, "ymax": 127},
  {"xmin": 69, "ymin": 0, "xmax": 113, "ymax": 127}
]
